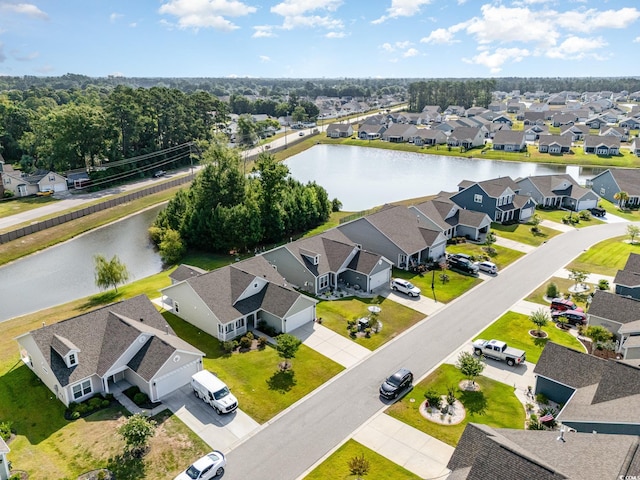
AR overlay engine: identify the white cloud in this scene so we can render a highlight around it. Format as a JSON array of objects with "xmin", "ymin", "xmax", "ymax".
[
  {"xmin": 403, "ymin": 48, "xmax": 419, "ymax": 58},
  {"xmin": 259, "ymin": 55, "xmax": 270, "ymax": 62},
  {"xmin": 110, "ymin": 12, "xmax": 123, "ymax": 23},
  {"xmin": 555, "ymin": 7, "xmax": 640, "ymax": 33},
  {"xmin": 420, "ymin": 28, "xmax": 457, "ymax": 45},
  {"xmin": 158, "ymin": 0, "xmax": 256, "ymax": 31},
  {"xmin": 281, "ymin": 15, "xmax": 343, "ymax": 30},
  {"xmin": 253, "ymin": 25, "xmax": 276, "ymax": 38},
  {"xmin": 379, "ymin": 40, "xmax": 414, "ymax": 53},
  {"xmin": 0, "ymin": 3, "xmax": 48, "ymax": 20},
  {"xmin": 634, "ymin": 36, "xmax": 640, "ymax": 43},
  {"xmin": 381, "ymin": 42, "xmax": 394, "ymax": 52},
  {"xmin": 129, "ymin": 22, "xmax": 138, "ymax": 28},
  {"xmin": 271, "ymin": 0, "xmax": 342, "ymax": 16},
  {"xmin": 463, "ymin": 47, "xmax": 530, "ymax": 73},
  {"xmin": 546, "ymin": 35, "xmax": 607, "ymax": 59},
  {"xmin": 269, "ymin": 0, "xmax": 344, "ymax": 35},
  {"xmin": 325, "ymin": 31, "xmax": 346, "ymax": 38},
  {"xmin": 372, "ymin": 0, "xmax": 432, "ymax": 24}
]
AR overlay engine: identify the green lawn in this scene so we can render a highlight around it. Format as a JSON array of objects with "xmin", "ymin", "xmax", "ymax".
[
  {"xmin": 0, "ymin": 195, "xmax": 58, "ymax": 218},
  {"xmin": 491, "ymin": 221, "xmax": 561, "ymax": 246},
  {"xmin": 445, "ymin": 242, "xmax": 525, "ymax": 269},
  {"xmin": 315, "ymin": 296, "xmax": 425, "ymax": 350},
  {"xmin": 597, "ymin": 198, "xmax": 640, "ymax": 221},
  {"xmin": 386, "ymin": 364, "xmax": 525, "ymax": 447},
  {"xmin": 392, "ymin": 267, "xmax": 482, "ymax": 303},
  {"xmin": 303, "ymin": 439, "xmax": 421, "ymax": 480},
  {"xmin": 567, "ymin": 235, "xmax": 640, "ymax": 276},
  {"xmin": 303, "ymin": 211, "xmax": 354, "ymax": 238},
  {"xmin": 533, "ymin": 208, "xmax": 604, "ymax": 228},
  {"xmin": 163, "ymin": 312, "xmax": 343, "ymax": 424},
  {"xmin": 525, "ymin": 276, "xmax": 598, "ymax": 310},
  {"xmin": 474, "ymin": 311, "xmax": 585, "ymax": 364}
]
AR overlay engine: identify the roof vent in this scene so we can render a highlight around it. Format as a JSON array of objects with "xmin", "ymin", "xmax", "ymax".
[{"xmin": 140, "ymin": 317, "xmax": 144, "ymax": 322}]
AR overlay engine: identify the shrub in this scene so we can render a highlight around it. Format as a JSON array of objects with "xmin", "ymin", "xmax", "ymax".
[
  {"xmin": 257, "ymin": 336, "xmax": 268, "ymax": 348},
  {"xmin": 239, "ymin": 336, "xmax": 253, "ymax": 350},
  {"xmin": 0, "ymin": 421, "xmax": 13, "ymax": 440},
  {"xmin": 579, "ymin": 210, "xmax": 591, "ymax": 220},
  {"xmin": 535, "ymin": 393, "xmax": 549, "ymax": 405},
  {"xmin": 546, "ymin": 282, "xmax": 559, "ymax": 299},
  {"xmin": 77, "ymin": 403, "xmax": 89, "ymax": 414},
  {"xmin": 424, "ymin": 390, "xmax": 442, "ymax": 410},
  {"xmin": 598, "ymin": 279, "xmax": 610, "ymax": 291},
  {"xmin": 133, "ymin": 392, "xmax": 149, "ymax": 406},
  {"xmin": 257, "ymin": 320, "xmax": 278, "ymax": 337},
  {"xmin": 124, "ymin": 385, "xmax": 141, "ymax": 397},
  {"xmin": 101, "ymin": 399, "xmax": 111, "ymax": 408},
  {"xmin": 88, "ymin": 397, "xmax": 103, "ymax": 410},
  {"xmin": 364, "ymin": 327, "xmax": 372, "ymax": 338},
  {"xmin": 222, "ymin": 340, "xmax": 237, "ymax": 354},
  {"xmin": 245, "ymin": 331, "xmax": 254, "ymax": 341},
  {"xmin": 71, "ymin": 411, "xmax": 81, "ymax": 420}
]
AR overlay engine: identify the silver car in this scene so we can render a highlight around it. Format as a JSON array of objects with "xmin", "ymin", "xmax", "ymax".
[{"xmin": 476, "ymin": 261, "xmax": 498, "ymax": 274}]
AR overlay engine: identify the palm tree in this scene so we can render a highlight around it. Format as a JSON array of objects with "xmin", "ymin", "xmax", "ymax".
[
  {"xmin": 530, "ymin": 308, "xmax": 549, "ymax": 336},
  {"xmin": 614, "ymin": 191, "xmax": 629, "ymax": 209}
]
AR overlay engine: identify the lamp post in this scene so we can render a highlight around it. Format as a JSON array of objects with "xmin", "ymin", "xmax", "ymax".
[{"xmin": 431, "ymin": 269, "xmax": 437, "ymax": 303}]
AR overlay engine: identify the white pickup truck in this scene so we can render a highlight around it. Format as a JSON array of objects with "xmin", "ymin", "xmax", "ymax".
[{"xmin": 472, "ymin": 339, "xmax": 526, "ymax": 366}]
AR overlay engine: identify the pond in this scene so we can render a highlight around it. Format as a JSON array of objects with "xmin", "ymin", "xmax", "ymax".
[{"xmin": 284, "ymin": 145, "xmax": 603, "ymax": 211}]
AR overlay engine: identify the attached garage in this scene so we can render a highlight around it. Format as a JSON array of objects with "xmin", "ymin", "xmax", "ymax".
[
  {"xmin": 521, "ymin": 207, "xmax": 534, "ymax": 219},
  {"xmin": 369, "ymin": 269, "xmax": 390, "ymax": 291},
  {"xmin": 576, "ymin": 198, "xmax": 597, "ymax": 211},
  {"xmin": 285, "ymin": 307, "xmax": 315, "ymax": 332},
  {"xmin": 152, "ymin": 359, "xmax": 201, "ymax": 401}
]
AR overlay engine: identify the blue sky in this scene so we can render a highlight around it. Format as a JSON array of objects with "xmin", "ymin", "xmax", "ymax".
[{"xmin": 0, "ymin": 0, "xmax": 639, "ymax": 78}]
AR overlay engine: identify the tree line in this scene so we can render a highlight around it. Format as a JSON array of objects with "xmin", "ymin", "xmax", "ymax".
[
  {"xmin": 407, "ymin": 79, "xmax": 496, "ymax": 112},
  {"xmin": 150, "ymin": 141, "xmax": 336, "ymax": 262}
]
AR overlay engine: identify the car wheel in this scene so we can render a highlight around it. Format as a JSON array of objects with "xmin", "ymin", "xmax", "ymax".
[
  {"xmin": 507, "ymin": 358, "xmax": 515, "ymax": 367},
  {"xmin": 474, "ymin": 348, "xmax": 482, "ymax": 356},
  {"xmin": 214, "ymin": 406, "xmax": 222, "ymax": 415},
  {"xmin": 215, "ymin": 467, "xmax": 225, "ymax": 477},
  {"xmin": 392, "ymin": 286, "xmax": 397, "ymax": 291}
]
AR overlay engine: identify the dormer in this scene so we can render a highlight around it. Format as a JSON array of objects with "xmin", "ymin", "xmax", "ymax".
[
  {"xmin": 51, "ymin": 334, "xmax": 81, "ymax": 368},
  {"xmin": 299, "ymin": 248, "xmax": 320, "ymax": 266}
]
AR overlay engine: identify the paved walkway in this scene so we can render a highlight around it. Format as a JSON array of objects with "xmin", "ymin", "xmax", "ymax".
[
  {"xmin": 540, "ymin": 219, "xmax": 575, "ymax": 233},
  {"xmin": 291, "ymin": 322, "xmax": 371, "ymax": 368},
  {"xmin": 553, "ymin": 268, "xmax": 615, "ymax": 286},
  {"xmin": 493, "ymin": 236, "xmax": 536, "ymax": 253},
  {"xmin": 381, "ymin": 287, "xmax": 446, "ymax": 316}
]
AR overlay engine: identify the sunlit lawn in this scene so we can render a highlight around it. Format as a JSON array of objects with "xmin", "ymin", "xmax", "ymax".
[
  {"xmin": 491, "ymin": 221, "xmax": 561, "ymax": 246},
  {"xmin": 445, "ymin": 242, "xmax": 525, "ymax": 269},
  {"xmin": 567, "ymin": 235, "xmax": 640, "ymax": 276},
  {"xmin": 392, "ymin": 267, "xmax": 482, "ymax": 303},
  {"xmin": 0, "ymin": 195, "xmax": 58, "ymax": 218},
  {"xmin": 597, "ymin": 198, "xmax": 640, "ymax": 221},
  {"xmin": 474, "ymin": 311, "xmax": 585, "ymax": 364},
  {"xmin": 316, "ymin": 296, "xmax": 424, "ymax": 350},
  {"xmin": 386, "ymin": 364, "xmax": 524, "ymax": 447},
  {"xmin": 525, "ymin": 276, "xmax": 599, "ymax": 310},
  {"xmin": 163, "ymin": 312, "xmax": 343, "ymax": 424},
  {"xmin": 303, "ymin": 211, "xmax": 354, "ymax": 238},
  {"xmin": 303, "ymin": 439, "xmax": 421, "ymax": 480},
  {"xmin": 533, "ymin": 208, "xmax": 604, "ymax": 228}
]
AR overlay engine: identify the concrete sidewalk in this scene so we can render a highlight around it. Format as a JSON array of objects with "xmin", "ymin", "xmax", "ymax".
[
  {"xmin": 493, "ymin": 236, "xmax": 536, "ymax": 253},
  {"xmin": 291, "ymin": 322, "xmax": 371, "ymax": 368}
]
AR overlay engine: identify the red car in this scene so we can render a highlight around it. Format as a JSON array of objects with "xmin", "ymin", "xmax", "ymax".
[
  {"xmin": 551, "ymin": 309, "xmax": 587, "ymax": 326},
  {"xmin": 550, "ymin": 298, "xmax": 583, "ymax": 313}
]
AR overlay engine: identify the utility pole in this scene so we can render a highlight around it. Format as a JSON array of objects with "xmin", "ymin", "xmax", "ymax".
[{"xmin": 285, "ymin": 111, "xmax": 289, "ymax": 149}]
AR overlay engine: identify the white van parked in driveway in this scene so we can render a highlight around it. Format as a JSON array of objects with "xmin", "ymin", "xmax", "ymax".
[
  {"xmin": 191, "ymin": 370, "xmax": 238, "ymax": 414},
  {"xmin": 390, "ymin": 278, "xmax": 421, "ymax": 297}
]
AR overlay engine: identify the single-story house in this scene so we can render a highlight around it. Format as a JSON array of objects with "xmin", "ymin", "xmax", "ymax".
[
  {"xmin": 448, "ymin": 422, "xmax": 640, "ymax": 479},
  {"xmin": 326, "ymin": 123, "xmax": 353, "ymax": 138},
  {"xmin": 588, "ymin": 168, "xmax": 640, "ymax": 206},
  {"xmin": 161, "ymin": 256, "xmax": 318, "ymax": 341},
  {"xmin": 537, "ymin": 134, "xmax": 572, "ymax": 154},
  {"xmin": 550, "ymin": 112, "xmax": 577, "ymax": 127},
  {"xmin": 583, "ymin": 135, "xmax": 620, "ymax": 155},
  {"xmin": 524, "ymin": 124, "xmax": 549, "ymax": 142},
  {"xmin": 614, "ymin": 253, "xmax": 640, "ymax": 300},
  {"xmin": 560, "ymin": 124, "xmax": 590, "ymax": 142},
  {"xmin": 492, "ymin": 130, "xmax": 525, "ymax": 152},
  {"xmin": 632, "ymin": 138, "xmax": 640, "ymax": 157},
  {"xmin": 450, "ymin": 176, "xmax": 536, "ymax": 224},
  {"xmin": 491, "ymin": 114, "xmax": 513, "ymax": 126},
  {"xmin": 599, "ymin": 126, "xmax": 629, "ymax": 142},
  {"xmin": 357, "ymin": 123, "xmax": 386, "ymax": 140},
  {"xmin": 587, "ymin": 290, "xmax": 640, "ymax": 361},
  {"xmin": 338, "ymin": 204, "xmax": 447, "ymax": 270},
  {"xmin": 522, "ymin": 111, "xmax": 546, "ymax": 125},
  {"xmin": 619, "ymin": 117, "xmax": 640, "ymax": 130},
  {"xmin": 446, "ymin": 127, "xmax": 484, "ymax": 149},
  {"xmin": 410, "ymin": 196, "xmax": 492, "ymax": 242},
  {"xmin": 412, "ymin": 129, "xmax": 447, "ymax": 146},
  {"xmin": 381, "ymin": 124, "xmax": 418, "ymax": 143},
  {"xmin": 15, "ymin": 295, "xmax": 204, "ymax": 406},
  {"xmin": 534, "ymin": 342, "xmax": 640, "ymax": 435},
  {"xmin": 262, "ymin": 230, "xmax": 393, "ymax": 295},
  {"xmin": 516, "ymin": 174, "xmax": 598, "ymax": 211}
]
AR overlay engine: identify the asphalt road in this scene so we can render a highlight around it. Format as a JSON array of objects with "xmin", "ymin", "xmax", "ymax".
[{"xmin": 224, "ymin": 221, "xmax": 632, "ymax": 480}]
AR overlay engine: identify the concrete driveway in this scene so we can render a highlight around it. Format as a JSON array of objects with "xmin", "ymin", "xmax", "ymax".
[
  {"xmin": 162, "ymin": 385, "xmax": 260, "ymax": 452},
  {"xmin": 380, "ymin": 286, "xmax": 445, "ymax": 316}
]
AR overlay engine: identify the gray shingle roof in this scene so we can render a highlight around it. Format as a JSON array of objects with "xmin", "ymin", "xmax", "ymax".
[
  {"xmin": 538, "ymin": 134, "xmax": 572, "ymax": 148},
  {"xmin": 492, "ymin": 130, "xmax": 525, "ymax": 145},
  {"xmin": 534, "ymin": 342, "xmax": 604, "ymax": 388},
  {"xmin": 603, "ymin": 168, "xmax": 640, "ymax": 197},
  {"xmin": 170, "ymin": 264, "xmax": 207, "ymax": 283},
  {"xmin": 584, "ymin": 134, "xmax": 621, "ymax": 149},
  {"xmin": 588, "ymin": 290, "xmax": 640, "ymax": 324}
]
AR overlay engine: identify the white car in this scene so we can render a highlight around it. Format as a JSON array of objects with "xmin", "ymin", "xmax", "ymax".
[
  {"xmin": 476, "ymin": 261, "xmax": 498, "ymax": 274},
  {"xmin": 174, "ymin": 451, "xmax": 226, "ymax": 480},
  {"xmin": 390, "ymin": 278, "xmax": 421, "ymax": 297}
]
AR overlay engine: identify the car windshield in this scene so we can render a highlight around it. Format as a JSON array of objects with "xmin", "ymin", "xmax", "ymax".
[
  {"xmin": 386, "ymin": 374, "xmax": 403, "ymax": 387},
  {"xmin": 405, "ymin": 282, "xmax": 415, "ymax": 289},
  {"xmin": 213, "ymin": 387, "xmax": 230, "ymax": 400},
  {"xmin": 185, "ymin": 465, "xmax": 202, "ymax": 479}
]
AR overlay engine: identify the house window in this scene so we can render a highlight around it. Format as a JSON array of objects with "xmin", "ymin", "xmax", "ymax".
[
  {"xmin": 174, "ymin": 301, "xmax": 179, "ymax": 313},
  {"xmin": 224, "ymin": 323, "xmax": 235, "ymax": 334},
  {"xmin": 3, "ymin": 178, "xmax": 10, "ymax": 185},
  {"xmin": 68, "ymin": 353, "xmax": 77, "ymax": 366},
  {"xmin": 474, "ymin": 194, "xmax": 483, "ymax": 203},
  {"xmin": 236, "ymin": 318, "xmax": 245, "ymax": 328},
  {"xmin": 319, "ymin": 274, "xmax": 329, "ymax": 290},
  {"xmin": 72, "ymin": 380, "xmax": 92, "ymax": 400},
  {"xmin": 218, "ymin": 324, "xmax": 223, "ymax": 334},
  {"xmin": 49, "ymin": 175, "xmax": 55, "ymax": 181}
]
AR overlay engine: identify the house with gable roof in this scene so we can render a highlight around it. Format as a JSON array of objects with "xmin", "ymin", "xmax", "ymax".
[
  {"xmin": 381, "ymin": 123, "xmax": 418, "ymax": 143},
  {"xmin": 560, "ymin": 124, "xmax": 590, "ymax": 142},
  {"xmin": 326, "ymin": 123, "xmax": 353, "ymax": 138},
  {"xmin": 446, "ymin": 127, "xmax": 484, "ymax": 149},
  {"xmin": 599, "ymin": 126, "xmax": 629, "ymax": 142},
  {"xmin": 533, "ymin": 342, "xmax": 640, "ymax": 435},
  {"xmin": 412, "ymin": 129, "xmax": 446, "ymax": 146},
  {"xmin": 620, "ymin": 117, "xmax": 640, "ymax": 130},
  {"xmin": 15, "ymin": 295, "xmax": 204, "ymax": 406},
  {"xmin": 524, "ymin": 124, "xmax": 549, "ymax": 142},
  {"xmin": 587, "ymin": 290, "xmax": 640, "ymax": 361},
  {"xmin": 337, "ymin": 204, "xmax": 447, "ymax": 270},
  {"xmin": 516, "ymin": 174, "xmax": 598, "ymax": 211},
  {"xmin": 614, "ymin": 253, "xmax": 640, "ymax": 300},
  {"xmin": 1, "ymin": 167, "xmax": 68, "ymax": 197},
  {"xmin": 588, "ymin": 168, "xmax": 640, "ymax": 206},
  {"xmin": 357, "ymin": 123, "xmax": 386, "ymax": 140},
  {"xmin": 491, "ymin": 130, "xmax": 525, "ymax": 152},
  {"xmin": 449, "ymin": 177, "xmax": 536, "ymax": 224},
  {"xmin": 583, "ymin": 135, "xmax": 620, "ymax": 155},
  {"xmin": 262, "ymin": 229, "xmax": 392, "ymax": 295},
  {"xmin": 537, "ymin": 134, "xmax": 572, "ymax": 154},
  {"xmin": 409, "ymin": 195, "xmax": 492, "ymax": 242},
  {"xmin": 161, "ymin": 255, "xmax": 317, "ymax": 340},
  {"xmin": 632, "ymin": 138, "xmax": 640, "ymax": 157},
  {"xmin": 448, "ymin": 422, "xmax": 640, "ymax": 480}
]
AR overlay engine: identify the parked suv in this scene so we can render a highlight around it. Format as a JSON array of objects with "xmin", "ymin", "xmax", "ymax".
[
  {"xmin": 589, "ymin": 207, "xmax": 606, "ymax": 217},
  {"xmin": 551, "ymin": 309, "xmax": 587, "ymax": 326},
  {"xmin": 379, "ymin": 368, "xmax": 413, "ymax": 400},
  {"xmin": 390, "ymin": 278, "xmax": 421, "ymax": 297},
  {"xmin": 550, "ymin": 298, "xmax": 583, "ymax": 313},
  {"xmin": 448, "ymin": 256, "xmax": 479, "ymax": 275}
]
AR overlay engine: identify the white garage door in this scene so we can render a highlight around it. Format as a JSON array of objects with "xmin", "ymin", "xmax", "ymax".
[
  {"xmin": 285, "ymin": 308, "xmax": 314, "ymax": 332},
  {"xmin": 370, "ymin": 269, "xmax": 390, "ymax": 291},
  {"xmin": 154, "ymin": 361, "xmax": 200, "ymax": 400},
  {"xmin": 521, "ymin": 207, "xmax": 534, "ymax": 219},
  {"xmin": 53, "ymin": 183, "xmax": 66, "ymax": 192},
  {"xmin": 577, "ymin": 199, "xmax": 597, "ymax": 211}
]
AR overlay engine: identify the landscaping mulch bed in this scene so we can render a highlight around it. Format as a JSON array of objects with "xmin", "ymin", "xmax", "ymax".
[
  {"xmin": 578, "ymin": 337, "xmax": 620, "ymax": 360},
  {"xmin": 528, "ymin": 330, "xmax": 548, "ymax": 338}
]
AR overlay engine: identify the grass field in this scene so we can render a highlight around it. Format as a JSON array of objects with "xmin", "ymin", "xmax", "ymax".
[
  {"xmin": 445, "ymin": 242, "xmax": 525, "ymax": 269},
  {"xmin": 392, "ymin": 267, "xmax": 483, "ymax": 303},
  {"xmin": 491, "ymin": 221, "xmax": 561, "ymax": 246},
  {"xmin": 0, "ymin": 195, "xmax": 58, "ymax": 217},
  {"xmin": 567, "ymin": 235, "xmax": 640, "ymax": 276},
  {"xmin": 386, "ymin": 364, "xmax": 525, "ymax": 446},
  {"xmin": 525, "ymin": 276, "xmax": 599, "ymax": 310}
]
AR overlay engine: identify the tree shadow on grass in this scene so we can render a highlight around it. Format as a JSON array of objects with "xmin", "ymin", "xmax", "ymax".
[
  {"xmin": 106, "ymin": 451, "xmax": 147, "ymax": 480},
  {"xmin": 458, "ymin": 390, "xmax": 488, "ymax": 416},
  {"xmin": 533, "ymin": 336, "xmax": 549, "ymax": 349},
  {"xmin": 80, "ymin": 290, "xmax": 121, "ymax": 310},
  {"xmin": 266, "ymin": 370, "xmax": 296, "ymax": 393}
]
